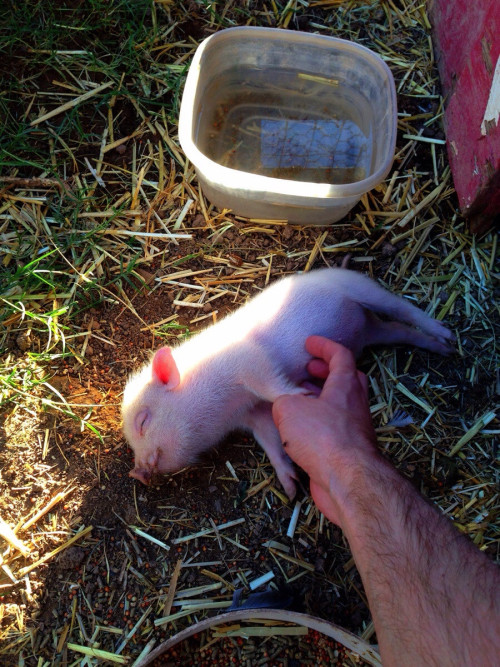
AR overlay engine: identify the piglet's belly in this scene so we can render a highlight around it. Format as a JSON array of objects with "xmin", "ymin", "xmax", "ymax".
[{"xmin": 253, "ymin": 304, "xmax": 368, "ymax": 382}]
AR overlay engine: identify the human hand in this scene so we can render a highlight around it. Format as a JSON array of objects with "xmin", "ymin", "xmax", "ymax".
[{"xmin": 272, "ymin": 336, "xmax": 378, "ymax": 526}]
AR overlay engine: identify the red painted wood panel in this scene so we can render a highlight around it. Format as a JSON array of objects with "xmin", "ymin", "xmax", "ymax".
[{"xmin": 428, "ymin": 0, "xmax": 500, "ymax": 232}]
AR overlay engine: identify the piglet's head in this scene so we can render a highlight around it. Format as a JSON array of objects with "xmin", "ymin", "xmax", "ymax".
[{"xmin": 122, "ymin": 347, "xmax": 185, "ymax": 485}]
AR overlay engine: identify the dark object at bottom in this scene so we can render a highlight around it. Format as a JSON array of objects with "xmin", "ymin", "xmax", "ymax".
[{"xmin": 228, "ymin": 585, "xmax": 301, "ymax": 612}]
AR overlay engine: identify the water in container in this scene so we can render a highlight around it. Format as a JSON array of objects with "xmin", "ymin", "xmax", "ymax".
[{"xmin": 197, "ymin": 66, "xmax": 374, "ymax": 185}]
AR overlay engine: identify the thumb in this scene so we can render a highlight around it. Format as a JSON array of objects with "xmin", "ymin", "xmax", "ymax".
[
  {"xmin": 272, "ymin": 393, "xmax": 310, "ymax": 432},
  {"xmin": 272, "ymin": 394, "xmax": 293, "ymax": 427}
]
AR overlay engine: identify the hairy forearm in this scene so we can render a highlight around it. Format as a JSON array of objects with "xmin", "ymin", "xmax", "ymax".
[
  {"xmin": 272, "ymin": 336, "xmax": 499, "ymax": 664},
  {"xmin": 338, "ymin": 454, "xmax": 500, "ymax": 667}
]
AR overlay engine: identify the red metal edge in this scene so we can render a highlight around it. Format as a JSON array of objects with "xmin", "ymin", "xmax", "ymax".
[{"xmin": 428, "ymin": 0, "xmax": 500, "ymax": 234}]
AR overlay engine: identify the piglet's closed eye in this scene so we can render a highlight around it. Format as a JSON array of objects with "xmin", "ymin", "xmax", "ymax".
[
  {"xmin": 134, "ymin": 409, "xmax": 150, "ymax": 436},
  {"xmin": 152, "ymin": 347, "xmax": 180, "ymax": 389}
]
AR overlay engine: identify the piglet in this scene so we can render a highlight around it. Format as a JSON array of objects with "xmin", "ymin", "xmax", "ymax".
[{"xmin": 122, "ymin": 268, "xmax": 455, "ymax": 498}]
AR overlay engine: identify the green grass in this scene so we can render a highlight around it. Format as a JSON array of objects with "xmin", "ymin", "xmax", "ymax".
[
  {"xmin": 0, "ymin": 0, "xmax": 174, "ymax": 421},
  {"xmin": 0, "ymin": 0, "xmax": 186, "ymax": 333}
]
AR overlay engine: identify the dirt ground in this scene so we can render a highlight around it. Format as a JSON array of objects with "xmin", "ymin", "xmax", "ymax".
[
  {"xmin": 2, "ymin": 225, "xmax": 494, "ymax": 664},
  {"xmin": 1, "ymin": 236, "xmax": 376, "ymax": 644}
]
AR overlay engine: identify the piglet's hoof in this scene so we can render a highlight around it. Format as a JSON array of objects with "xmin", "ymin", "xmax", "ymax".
[{"xmin": 275, "ymin": 455, "xmax": 299, "ymax": 500}]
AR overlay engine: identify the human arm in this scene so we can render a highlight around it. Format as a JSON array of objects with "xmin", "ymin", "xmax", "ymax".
[{"xmin": 272, "ymin": 336, "xmax": 500, "ymax": 667}]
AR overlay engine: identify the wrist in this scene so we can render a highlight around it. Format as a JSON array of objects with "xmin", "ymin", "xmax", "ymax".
[
  {"xmin": 329, "ymin": 449, "xmax": 400, "ymax": 534},
  {"xmin": 335, "ymin": 453, "xmax": 440, "ymax": 580}
]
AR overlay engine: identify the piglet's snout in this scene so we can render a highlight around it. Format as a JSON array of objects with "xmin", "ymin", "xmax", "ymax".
[
  {"xmin": 129, "ymin": 448, "xmax": 162, "ymax": 485},
  {"xmin": 129, "ymin": 466, "xmax": 152, "ymax": 485}
]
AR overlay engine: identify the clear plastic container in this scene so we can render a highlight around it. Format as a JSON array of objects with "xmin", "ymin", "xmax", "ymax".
[{"xmin": 179, "ymin": 27, "xmax": 397, "ymax": 225}]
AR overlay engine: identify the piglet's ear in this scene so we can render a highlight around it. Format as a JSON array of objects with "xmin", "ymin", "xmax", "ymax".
[{"xmin": 152, "ymin": 347, "xmax": 180, "ymax": 389}]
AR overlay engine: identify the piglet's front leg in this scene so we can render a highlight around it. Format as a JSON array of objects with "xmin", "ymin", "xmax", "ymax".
[
  {"xmin": 241, "ymin": 402, "xmax": 297, "ymax": 499},
  {"xmin": 242, "ymin": 343, "xmax": 310, "ymax": 403}
]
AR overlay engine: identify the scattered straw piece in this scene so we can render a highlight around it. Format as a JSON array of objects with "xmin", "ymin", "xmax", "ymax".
[
  {"xmin": 129, "ymin": 526, "xmax": 170, "ymax": 551},
  {"xmin": 17, "ymin": 525, "xmax": 92, "ymax": 577},
  {"xmin": 286, "ymin": 501, "xmax": 302, "ymax": 539},
  {"xmin": 21, "ymin": 488, "xmax": 74, "ymax": 531},
  {"xmin": 162, "ymin": 559, "xmax": 182, "ymax": 617},
  {"xmin": 448, "ymin": 411, "xmax": 497, "ymax": 457},
  {"xmin": 249, "ymin": 570, "xmax": 275, "ymax": 590},
  {"xmin": 0, "ymin": 518, "xmax": 30, "ymax": 556},
  {"xmin": 268, "ymin": 548, "xmax": 314, "ymax": 572},
  {"xmin": 225, "ymin": 460, "xmax": 239, "ymax": 480},
  {"xmin": 30, "ymin": 81, "xmax": 114, "ymax": 126},
  {"xmin": 172, "ymin": 518, "xmax": 245, "ymax": 544},
  {"xmin": 67, "ymin": 643, "xmax": 129, "ymax": 664}
]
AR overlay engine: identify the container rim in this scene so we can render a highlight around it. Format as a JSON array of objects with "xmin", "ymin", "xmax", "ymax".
[
  {"xmin": 178, "ymin": 26, "xmax": 397, "ymax": 201},
  {"xmin": 133, "ymin": 607, "xmax": 382, "ymax": 666}
]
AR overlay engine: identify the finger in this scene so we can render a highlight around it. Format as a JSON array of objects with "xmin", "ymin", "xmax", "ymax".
[
  {"xmin": 357, "ymin": 370, "xmax": 369, "ymax": 397},
  {"xmin": 319, "ymin": 359, "xmax": 363, "ymax": 403},
  {"xmin": 300, "ymin": 380, "xmax": 322, "ymax": 396},
  {"xmin": 306, "ymin": 336, "xmax": 357, "ymax": 374},
  {"xmin": 272, "ymin": 394, "xmax": 285, "ymax": 423},
  {"xmin": 272, "ymin": 394, "xmax": 294, "ymax": 427},
  {"xmin": 305, "ymin": 335, "xmax": 337, "ymax": 361},
  {"xmin": 307, "ymin": 358, "xmax": 329, "ymax": 379}
]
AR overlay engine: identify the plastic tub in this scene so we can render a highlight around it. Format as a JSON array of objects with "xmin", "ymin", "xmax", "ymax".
[{"xmin": 179, "ymin": 27, "xmax": 397, "ymax": 225}]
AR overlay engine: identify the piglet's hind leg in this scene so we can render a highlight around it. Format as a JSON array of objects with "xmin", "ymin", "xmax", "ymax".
[
  {"xmin": 241, "ymin": 402, "xmax": 297, "ymax": 499},
  {"xmin": 365, "ymin": 312, "xmax": 455, "ymax": 355}
]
